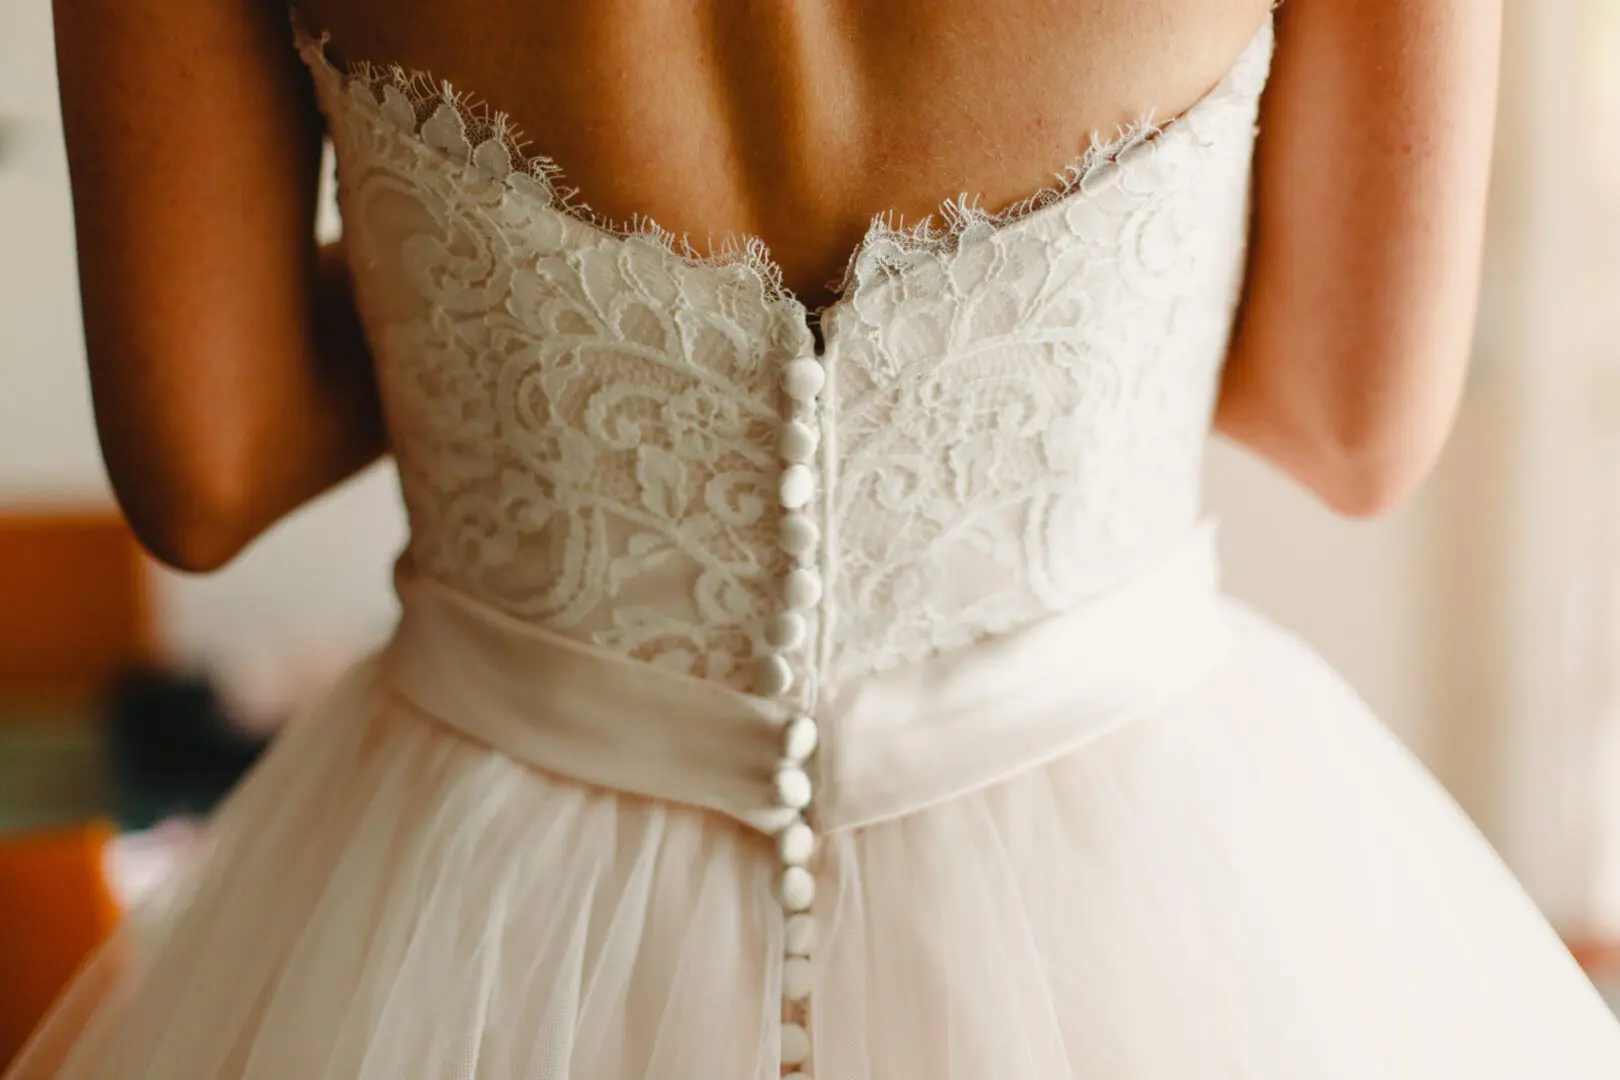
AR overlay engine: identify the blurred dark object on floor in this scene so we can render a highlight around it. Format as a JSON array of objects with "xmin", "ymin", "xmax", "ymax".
[{"xmin": 102, "ymin": 665, "xmax": 269, "ymax": 830}]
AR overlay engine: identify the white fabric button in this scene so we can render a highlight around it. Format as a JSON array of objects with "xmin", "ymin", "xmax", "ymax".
[
  {"xmin": 754, "ymin": 653, "xmax": 794, "ymax": 696},
  {"xmin": 784, "ymin": 913, "xmax": 816, "ymax": 955},
  {"xmin": 779, "ymin": 512, "xmax": 819, "ymax": 557},
  {"xmin": 778, "ymin": 820, "xmax": 815, "ymax": 865},
  {"xmin": 783, "ymin": 358, "xmax": 826, "ymax": 402},
  {"xmin": 779, "ymin": 464, "xmax": 815, "ymax": 510},
  {"xmin": 775, "ymin": 766, "xmax": 812, "ymax": 810},
  {"xmin": 781, "ymin": 1021, "xmax": 812, "ymax": 1064},
  {"xmin": 781, "ymin": 865, "xmax": 816, "ymax": 910},
  {"xmin": 782, "ymin": 716, "xmax": 819, "ymax": 762},
  {"xmin": 779, "ymin": 420, "xmax": 819, "ymax": 462},
  {"xmin": 764, "ymin": 612, "xmax": 807, "ymax": 650},
  {"xmin": 753, "ymin": 806, "xmax": 801, "ymax": 834},
  {"xmin": 784, "ymin": 568, "xmax": 822, "ymax": 609},
  {"xmin": 783, "ymin": 955, "xmax": 814, "ymax": 1001}
]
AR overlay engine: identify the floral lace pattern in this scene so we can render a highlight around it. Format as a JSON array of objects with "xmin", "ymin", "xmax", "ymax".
[
  {"xmin": 821, "ymin": 36, "xmax": 1271, "ymax": 680},
  {"xmin": 295, "ymin": 18, "xmax": 1274, "ymax": 692}
]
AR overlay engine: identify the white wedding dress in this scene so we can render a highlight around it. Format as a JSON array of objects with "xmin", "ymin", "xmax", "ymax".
[{"xmin": 14, "ymin": 13, "xmax": 1620, "ymax": 1079}]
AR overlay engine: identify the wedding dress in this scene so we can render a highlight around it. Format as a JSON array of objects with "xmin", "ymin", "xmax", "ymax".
[{"xmin": 14, "ymin": 13, "xmax": 1620, "ymax": 1079}]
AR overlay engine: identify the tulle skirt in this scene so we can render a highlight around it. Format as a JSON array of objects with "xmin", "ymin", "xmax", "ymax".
[{"xmin": 11, "ymin": 602, "xmax": 1620, "ymax": 1079}]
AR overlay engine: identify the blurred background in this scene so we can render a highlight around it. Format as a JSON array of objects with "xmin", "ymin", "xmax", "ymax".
[{"xmin": 3, "ymin": 0, "xmax": 1620, "ymax": 1065}]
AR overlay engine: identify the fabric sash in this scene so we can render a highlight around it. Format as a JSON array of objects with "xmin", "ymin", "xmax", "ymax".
[{"xmin": 384, "ymin": 524, "xmax": 1231, "ymax": 833}]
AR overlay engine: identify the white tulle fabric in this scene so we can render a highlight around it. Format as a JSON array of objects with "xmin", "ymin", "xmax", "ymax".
[
  {"xmin": 14, "ymin": 11, "xmax": 1620, "ymax": 1080},
  {"xmin": 18, "ymin": 614, "xmax": 1620, "ymax": 1079}
]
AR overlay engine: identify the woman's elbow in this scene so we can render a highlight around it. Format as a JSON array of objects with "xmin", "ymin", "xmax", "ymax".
[
  {"xmin": 1294, "ymin": 409, "xmax": 1451, "ymax": 519},
  {"xmin": 1218, "ymin": 388, "xmax": 1446, "ymax": 520},
  {"xmin": 1314, "ymin": 454, "xmax": 1428, "ymax": 519},
  {"xmin": 135, "ymin": 516, "xmax": 250, "ymax": 575},
  {"xmin": 1308, "ymin": 376, "xmax": 1467, "ymax": 518},
  {"xmin": 105, "ymin": 457, "xmax": 256, "ymax": 574}
]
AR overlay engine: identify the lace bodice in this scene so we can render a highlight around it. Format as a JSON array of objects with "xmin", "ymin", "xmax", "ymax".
[{"xmin": 296, "ymin": 19, "xmax": 1274, "ymax": 699}]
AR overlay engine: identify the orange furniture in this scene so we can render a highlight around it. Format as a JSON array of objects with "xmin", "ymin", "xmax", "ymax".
[
  {"xmin": 0, "ymin": 507, "xmax": 153, "ymax": 1067},
  {"xmin": 0, "ymin": 507, "xmax": 154, "ymax": 704},
  {"xmin": 0, "ymin": 822, "xmax": 120, "ymax": 1066}
]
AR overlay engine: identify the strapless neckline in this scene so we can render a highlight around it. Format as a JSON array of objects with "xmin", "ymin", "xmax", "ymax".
[{"xmin": 292, "ymin": 12, "xmax": 1275, "ymax": 322}]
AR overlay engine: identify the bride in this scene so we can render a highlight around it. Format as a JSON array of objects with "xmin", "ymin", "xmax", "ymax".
[{"xmin": 16, "ymin": 0, "xmax": 1620, "ymax": 1076}]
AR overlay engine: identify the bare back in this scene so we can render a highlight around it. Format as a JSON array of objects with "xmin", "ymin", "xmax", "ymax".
[{"xmin": 294, "ymin": 0, "xmax": 1276, "ymax": 305}]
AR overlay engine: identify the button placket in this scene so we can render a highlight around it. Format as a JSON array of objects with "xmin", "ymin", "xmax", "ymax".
[{"xmin": 757, "ymin": 323, "xmax": 828, "ymax": 1079}]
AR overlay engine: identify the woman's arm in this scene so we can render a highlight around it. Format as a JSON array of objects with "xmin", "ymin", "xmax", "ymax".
[
  {"xmin": 1217, "ymin": 0, "xmax": 1501, "ymax": 516},
  {"xmin": 54, "ymin": 0, "xmax": 384, "ymax": 573}
]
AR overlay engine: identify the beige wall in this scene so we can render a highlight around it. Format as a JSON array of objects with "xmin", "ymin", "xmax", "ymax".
[
  {"xmin": 0, "ymin": 4, "xmax": 102, "ymax": 498},
  {"xmin": 1206, "ymin": 446, "xmax": 1436, "ymax": 752}
]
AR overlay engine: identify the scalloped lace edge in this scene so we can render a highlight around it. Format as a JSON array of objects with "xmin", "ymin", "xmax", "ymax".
[{"xmin": 293, "ymin": 13, "xmax": 1270, "ymax": 311}]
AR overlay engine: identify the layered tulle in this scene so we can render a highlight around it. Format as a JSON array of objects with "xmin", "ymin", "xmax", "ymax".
[{"xmin": 12, "ymin": 605, "xmax": 1620, "ymax": 1079}]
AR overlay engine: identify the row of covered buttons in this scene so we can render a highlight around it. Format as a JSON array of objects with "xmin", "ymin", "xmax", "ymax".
[{"xmin": 760, "ymin": 348, "xmax": 827, "ymax": 1078}]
